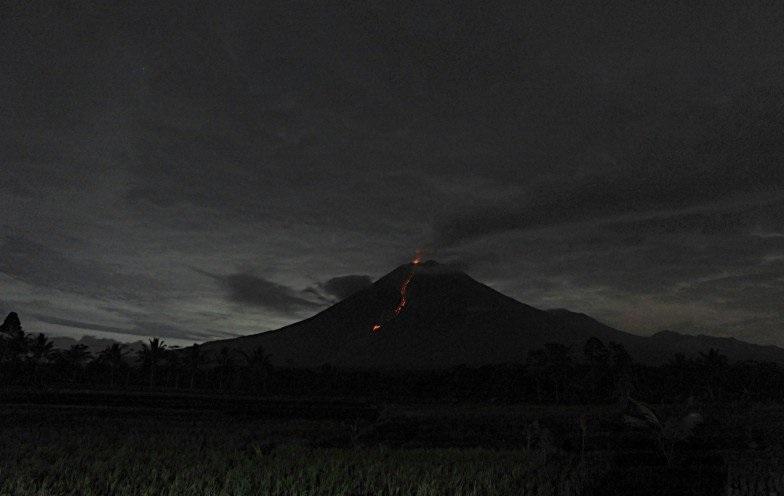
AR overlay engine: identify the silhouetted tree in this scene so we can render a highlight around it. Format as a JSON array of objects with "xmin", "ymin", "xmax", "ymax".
[
  {"xmin": 186, "ymin": 344, "xmax": 206, "ymax": 390},
  {"xmin": 29, "ymin": 333, "xmax": 54, "ymax": 386},
  {"xmin": 240, "ymin": 346, "xmax": 273, "ymax": 393},
  {"xmin": 138, "ymin": 338, "xmax": 167, "ymax": 389},
  {"xmin": 606, "ymin": 341, "xmax": 634, "ymax": 399},
  {"xmin": 4, "ymin": 322, "xmax": 30, "ymax": 376},
  {"xmin": 216, "ymin": 347, "xmax": 234, "ymax": 392},
  {"xmin": 584, "ymin": 337, "xmax": 608, "ymax": 365},
  {"xmin": 3, "ymin": 310, "xmax": 784, "ymax": 405},
  {"xmin": 545, "ymin": 343, "xmax": 573, "ymax": 403},
  {"xmin": 608, "ymin": 341, "xmax": 632, "ymax": 371},
  {"xmin": 697, "ymin": 348, "xmax": 729, "ymax": 400},
  {"xmin": 527, "ymin": 343, "xmax": 573, "ymax": 403},
  {"xmin": 583, "ymin": 337, "xmax": 610, "ymax": 402},
  {"xmin": 99, "ymin": 343, "xmax": 128, "ymax": 388},
  {"xmin": 0, "ymin": 312, "xmax": 22, "ymax": 336},
  {"xmin": 0, "ymin": 313, "xmax": 28, "ymax": 384},
  {"xmin": 164, "ymin": 346, "xmax": 182, "ymax": 389},
  {"xmin": 58, "ymin": 344, "xmax": 92, "ymax": 383},
  {"xmin": 665, "ymin": 353, "xmax": 694, "ymax": 399},
  {"xmin": 527, "ymin": 348, "xmax": 547, "ymax": 403}
]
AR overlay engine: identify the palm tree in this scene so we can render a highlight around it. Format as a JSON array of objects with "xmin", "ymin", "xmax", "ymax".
[
  {"xmin": 99, "ymin": 343, "xmax": 128, "ymax": 388},
  {"xmin": 28, "ymin": 333, "xmax": 54, "ymax": 386},
  {"xmin": 526, "ymin": 348, "xmax": 547, "ymax": 403},
  {"xmin": 61, "ymin": 344, "xmax": 92, "ymax": 384},
  {"xmin": 583, "ymin": 337, "xmax": 609, "ymax": 402},
  {"xmin": 607, "ymin": 341, "xmax": 635, "ymax": 400},
  {"xmin": 240, "ymin": 346, "xmax": 273, "ymax": 393},
  {"xmin": 216, "ymin": 347, "xmax": 234, "ymax": 392},
  {"xmin": 137, "ymin": 338, "xmax": 167, "ymax": 389},
  {"xmin": 666, "ymin": 353, "xmax": 693, "ymax": 398},
  {"xmin": 527, "ymin": 343, "xmax": 573, "ymax": 403},
  {"xmin": 29, "ymin": 333, "xmax": 53, "ymax": 360},
  {"xmin": 186, "ymin": 344, "xmax": 206, "ymax": 390},
  {"xmin": 698, "ymin": 348, "xmax": 728, "ymax": 400},
  {"xmin": 608, "ymin": 341, "xmax": 632, "ymax": 372},
  {"xmin": 544, "ymin": 343, "xmax": 573, "ymax": 403},
  {"xmin": 164, "ymin": 346, "xmax": 182, "ymax": 389},
  {"xmin": 7, "ymin": 328, "xmax": 29, "ymax": 357}
]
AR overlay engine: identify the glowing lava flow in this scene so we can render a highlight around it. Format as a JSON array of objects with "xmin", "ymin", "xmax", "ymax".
[
  {"xmin": 393, "ymin": 271, "xmax": 415, "ymax": 316},
  {"xmin": 372, "ymin": 252, "xmax": 421, "ymax": 333}
]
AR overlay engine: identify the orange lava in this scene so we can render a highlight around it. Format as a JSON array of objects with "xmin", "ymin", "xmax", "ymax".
[
  {"xmin": 394, "ymin": 271, "xmax": 414, "ymax": 316},
  {"xmin": 372, "ymin": 251, "xmax": 421, "ymax": 333}
]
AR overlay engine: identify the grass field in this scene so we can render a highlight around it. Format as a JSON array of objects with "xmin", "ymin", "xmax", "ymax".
[
  {"xmin": 0, "ymin": 404, "xmax": 607, "ymax": 496},
  {"xmin": 0, "ymin": 400, "xmax": 782, "ymax": 495}
]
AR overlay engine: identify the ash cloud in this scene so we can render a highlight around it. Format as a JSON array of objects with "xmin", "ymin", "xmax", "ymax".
[
  {"xmin": 195, "ymin": 269, "xmax": 322, "ymax": 315},
  {"xmin": 318, "ymin": 275, "xmax": 374, "ymax": 300}
]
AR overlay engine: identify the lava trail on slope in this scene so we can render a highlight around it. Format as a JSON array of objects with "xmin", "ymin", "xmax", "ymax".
[{"xmin": 372, "ymin": 252, "xmax": 421, "ymax": 332}]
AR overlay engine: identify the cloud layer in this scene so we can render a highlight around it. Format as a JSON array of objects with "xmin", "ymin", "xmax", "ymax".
[{"xmin": 2, "ymin": 2, "xmax": 783, "ymax": 345}]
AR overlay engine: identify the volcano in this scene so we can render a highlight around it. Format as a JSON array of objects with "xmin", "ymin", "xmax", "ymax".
[{"xmin": 201, "ymin": 261, "xmax": 784, "ymax": 368}]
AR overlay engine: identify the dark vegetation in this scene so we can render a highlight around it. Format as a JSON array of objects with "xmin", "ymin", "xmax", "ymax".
[
  {"xmin": 2, "ymin": 312, "xmax": 782, "ymax": 406},
  {"xmin": 3, "ymin": 311, "xmax": 783, "ymax": 494},
  {"xmin": 0, "ymin": 404, "xmax": 613, "ymax": 495}
]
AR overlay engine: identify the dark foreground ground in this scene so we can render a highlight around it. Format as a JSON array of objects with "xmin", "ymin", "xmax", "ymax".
[{"xmin": 0, "ymin": 391, "xmax": 781, "ymax": 495}]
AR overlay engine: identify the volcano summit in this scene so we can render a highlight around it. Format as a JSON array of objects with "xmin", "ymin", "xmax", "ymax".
[{"xmin": 201, "ymin": 261, "xmax": 784, "ymax": 369}]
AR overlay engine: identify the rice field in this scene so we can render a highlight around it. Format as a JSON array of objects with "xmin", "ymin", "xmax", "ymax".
[
  {"xmin": 0, "ymin": 405, "xmax": 607, "ymax": 496},
  {"xmin": 2, "ymin": 401, "xmax": 782, "ymax": 495},
  {"xmin": 0, "ymin": 446, "xmax": 606, "ymax": 496}
]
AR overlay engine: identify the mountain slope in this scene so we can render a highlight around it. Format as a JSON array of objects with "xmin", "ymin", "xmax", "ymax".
[
  {"xmin": 647, "ymin": 329, "xmax": 784, "ymax": 363},
  {"xmin": 545, "ymin": 309, "xmax": 784, "ymax": 364},
  {"xmin": 202, "ymin": 261, "xmax": 784, "ymax": 368}
]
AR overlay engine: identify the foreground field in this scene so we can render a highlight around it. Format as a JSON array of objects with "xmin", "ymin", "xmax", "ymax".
[
  {"xmin": 0, "ymin": 401, "xmax": 781, "ymax": 495},
  {"xmin": 0, "ymin": 405, "xmax": 605, "ymax": 496},
  {"xmin": 1, "ymin": 446, "xmax": 600, "ymax": 496}
]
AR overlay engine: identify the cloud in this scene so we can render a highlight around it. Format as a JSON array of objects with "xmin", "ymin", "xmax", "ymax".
[
  {"xmin": 0, "ymin": 234, "xmax": 163, "ymax": 300},
  {"xmin": 31, "ymin": 315, "xmax": 132, "ymax": 335},
  {"xmin": 224, "ymin": 273, "xmax": 319, "ymax": 312},
  {"xmin": 318, "ymin": 274, "xmax": 374, "ymax": 300},
  {"xmin": 195, "ymin": 269, "xmax": 322, "ymax": 315},
  {"xmin": 433, "ymin": 82, "xmax": 784, "ymax": 247},
  {"xmin": 32, "ymin": 314, "xmax": 238, "ymax": 341},
  {"xmin": 3, "ymin": 2, "xmax": 784, "ymax": 347},
  {"xmin": 435, "ymin": 173, "xmax": 784, "ymax": 247}
]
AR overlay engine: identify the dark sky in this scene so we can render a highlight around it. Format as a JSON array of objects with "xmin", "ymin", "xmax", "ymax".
[{"xmin": 2, "ymin": 2, "xmax": 784, "ymax": 346}]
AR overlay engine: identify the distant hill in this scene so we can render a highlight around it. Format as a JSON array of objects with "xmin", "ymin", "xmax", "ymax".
[
  {"xmin": 200, "ymin": 261, "xmax": 784, "ymax": 368},
  {"xmin": 544, "ymin": 309, "xmax": 784, "ymax": 364},
  {"xmin": 646, "ymin": 329, "xmax": 784, "ymax": 364}
]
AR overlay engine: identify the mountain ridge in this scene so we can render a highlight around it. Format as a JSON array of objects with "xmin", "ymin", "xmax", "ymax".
[{"xmin": 201, "ymin": 261, "xmax": 784, "ymax": 368}]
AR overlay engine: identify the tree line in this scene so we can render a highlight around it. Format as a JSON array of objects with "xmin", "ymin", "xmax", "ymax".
[
  {"xmin": 0, "ymin": 312, "xmax": 272, "ymax": 393},
  {"xmin": 2, "ymin": 312, "xmax": 783, "ymax": 404}
]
